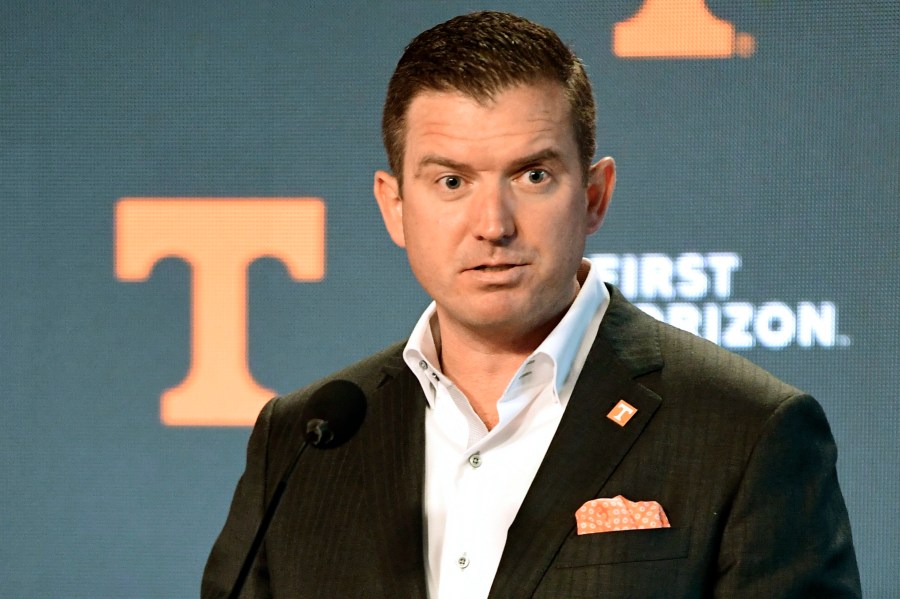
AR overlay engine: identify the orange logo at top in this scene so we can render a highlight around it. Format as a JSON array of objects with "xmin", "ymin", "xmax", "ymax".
[{"xmin": 614, "ymin": 0, "xmax": 756, "ymax": 59}]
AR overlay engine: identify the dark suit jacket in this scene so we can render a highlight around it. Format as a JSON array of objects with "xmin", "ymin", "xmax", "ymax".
[{"xmin": 202, "ymin": 286, "xmax": 861, "ymax": 598}]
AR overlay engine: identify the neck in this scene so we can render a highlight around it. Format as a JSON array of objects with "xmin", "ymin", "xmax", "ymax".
[
  {"xmin": 428, "ymin": 261, "xmax": 591, "ymax": 428},
  {"xmin": 431, "ymin": 297, "xmax": 572, "ymax": 430}
]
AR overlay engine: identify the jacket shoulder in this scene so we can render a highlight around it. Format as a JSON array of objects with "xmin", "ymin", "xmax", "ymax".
[
  {"xmin": 653, "ymin": 318, "xmax": 805, "ymax": 408},
  {"xmin": 604, "ymin": 287, "xmax": 805, "ymax": 409},
  {"xmin": 269, "ymin": 340, "xmax": 408, "ymax": 420}
]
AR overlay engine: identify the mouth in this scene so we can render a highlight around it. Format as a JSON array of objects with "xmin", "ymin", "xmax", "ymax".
[
  {"xmin": 473, "ymin": 264, "xmax": 518, "ymax": 272},
  {"xmin": 465, "ymin": 261, "xmax": 529, "ymax": 280}
]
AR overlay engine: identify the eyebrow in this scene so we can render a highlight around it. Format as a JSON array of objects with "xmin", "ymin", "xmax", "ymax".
[
  {"xmin": 413, "ymin": 148, "xmax": 566, "ymax": 178},
  {"xmin": 510, "ymin": 148, "xmax": 566, "ymax": 171},
  {"xmin": 414, "ymin": 154, "xmax": 471, "ymax": 178}
]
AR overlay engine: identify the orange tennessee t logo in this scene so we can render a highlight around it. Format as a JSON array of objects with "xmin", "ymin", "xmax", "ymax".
[
  {"xmin": 613, "ymin": 0, "xmax": 756, "ymax": 59},
  {"xmin": 115, "ymin": 198, "xmax": 325, "ymax": 426}
]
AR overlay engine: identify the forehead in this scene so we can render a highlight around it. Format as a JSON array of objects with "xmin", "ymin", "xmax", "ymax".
[{"xmin": 402, "ymin": 82, "xmax": 577, "ymax": 166}]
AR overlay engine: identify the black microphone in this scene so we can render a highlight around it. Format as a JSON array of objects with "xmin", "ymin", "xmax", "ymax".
[
  {"xmin": 302, "ymin": 379, "xmax": 367, "ymax": 449},
  {"xmin": 227, "ymin": 380, "xmax": 367, "ymax": 599}
]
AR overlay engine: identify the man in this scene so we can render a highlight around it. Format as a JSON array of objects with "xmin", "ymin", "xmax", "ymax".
[{"xmin": 203, "ymin": 11, "xmax": 860, "ymax": 598}]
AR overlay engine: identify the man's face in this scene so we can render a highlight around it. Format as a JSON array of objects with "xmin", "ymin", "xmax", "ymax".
[{"xmin": 374, "ymin": 81, "xmax": 614, "ymax": 344}]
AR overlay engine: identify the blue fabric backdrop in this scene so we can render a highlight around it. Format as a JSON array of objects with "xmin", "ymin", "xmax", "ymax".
[{"xmin": 2, "ymin": 1, "xmax": 897, "ymax": 596}]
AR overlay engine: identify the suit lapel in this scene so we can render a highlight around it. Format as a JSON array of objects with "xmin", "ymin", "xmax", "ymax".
[
  {"xmin": 489, "ymin": 289, "xmax": 665, "ymax": 598},
  {"xmin": 364, "ymin": 353, "xmax": 429, "ymax": 598}
]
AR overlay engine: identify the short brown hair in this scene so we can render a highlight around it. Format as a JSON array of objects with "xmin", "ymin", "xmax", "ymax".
[{"xmin": 381, "ymin": 11, "xmax": 596, "ymax": 184}]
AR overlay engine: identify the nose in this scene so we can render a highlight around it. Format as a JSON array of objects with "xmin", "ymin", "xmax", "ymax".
[{"xmin": 470, "ymin": 181, "xmax": 515, "ymax": 242}]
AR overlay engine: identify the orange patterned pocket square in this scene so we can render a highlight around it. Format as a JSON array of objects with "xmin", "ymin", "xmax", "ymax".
[{"xmin": 576, "ymin": 495, "xmax": 670, "ymax": 535}]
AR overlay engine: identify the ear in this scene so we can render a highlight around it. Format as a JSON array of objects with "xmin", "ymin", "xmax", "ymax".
[
  {"xmin": 373, "ymin": 170, "xmax": 406, "ymax": 248},
  {"xmin": 585, "ymin": 156, "xmax": 616, "ymax": 234}
]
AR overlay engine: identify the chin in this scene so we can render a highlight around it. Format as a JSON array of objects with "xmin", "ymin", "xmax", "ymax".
[{"xmin": 464, "ymin": 307, "xmax": 539, "ymax": 335}]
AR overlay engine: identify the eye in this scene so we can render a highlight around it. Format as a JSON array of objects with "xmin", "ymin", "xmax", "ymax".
[
  {"xmin": 440, "ymin": 175, "xmax": 462, "ymax": 190},
  {"xmin": 524, "ymin": 169, "xmax": 548, "ymax": 184}
]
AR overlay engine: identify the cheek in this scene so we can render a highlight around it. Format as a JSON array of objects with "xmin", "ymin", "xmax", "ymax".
[
  {"xmin": 402, "ymin": 220, "xmax": 443, "ymax": 275},
  {"xmin": 404, "ymin": 202, "xmax": 465, "ymax": 250},
  {"xmin": 531, "ymin": 205, "xmax": 585, "ymax": 246}
]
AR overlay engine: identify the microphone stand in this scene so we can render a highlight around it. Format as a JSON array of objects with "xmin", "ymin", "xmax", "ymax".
[{"xmin": 227, "ymin": 420, "xmax": 331, "ymax": 599}]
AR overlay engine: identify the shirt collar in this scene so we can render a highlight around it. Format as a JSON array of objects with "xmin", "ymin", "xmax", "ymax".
[
  {"xmin": 403, "ymin": 258, "xmax": 608, "ymax": 406},
  {"xmin": 403, "ymin": 302, "xmax": 442, "ymax": 405},
  {"xmin": 535, "ymin": 258, "xmax": 606, "ymax": 391}
]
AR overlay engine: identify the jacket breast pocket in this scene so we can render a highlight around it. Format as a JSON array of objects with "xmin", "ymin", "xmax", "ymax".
[{"xmin": 554, "ymin": 527, "xmax": 691, "ymax": 567}]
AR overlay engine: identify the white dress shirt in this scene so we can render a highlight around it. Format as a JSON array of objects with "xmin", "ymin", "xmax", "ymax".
[{"xmin": 403, "ymin": 258, "xmax": 610, "ymax": 599}]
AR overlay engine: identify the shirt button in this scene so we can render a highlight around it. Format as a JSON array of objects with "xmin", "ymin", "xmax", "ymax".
[
  {"xmin": 457, "ymin": 553, "xmax": 469, "ymax": 569},
  {"xmin": 468, "ymin": 452, "xmax": 482, "ymax": 468},
  {"xmin": 418, "ymin": 360, "xmax": 428, "ymax": 370}
]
